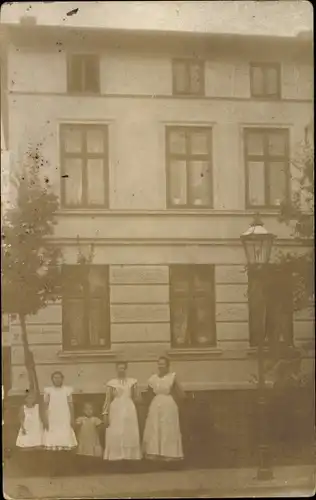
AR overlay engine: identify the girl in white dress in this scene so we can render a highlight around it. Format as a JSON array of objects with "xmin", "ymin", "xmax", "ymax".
[
  {"xmin": 43, "ymin": 371, "xmax": 77, "ymax": 451},
  {"xmin": 143, "ymin": 356, "xmax": 185, "ymax": 462},
  {"xmin": 102, "ymin": 361, "xmax": 142, "ymax": 462},
  {"xmin": 16, "ymin": 391, "xmax": 44, "ymax": 449}
]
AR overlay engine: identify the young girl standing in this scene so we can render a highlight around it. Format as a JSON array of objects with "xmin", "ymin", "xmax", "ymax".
[
  {"xmin": 76, "ymin": 401, "xmax": 103, "ymax": 458},
  {"xmin": 75, "ymin": 401, "xmax": 103, "ymax": 473},
  {"xmin": 43, "ymin": 371, "xmax": 77, "ymax": 451},
  {"xmin": 16, "ymin": 391, "xmax": 44, "ymax": 449}
]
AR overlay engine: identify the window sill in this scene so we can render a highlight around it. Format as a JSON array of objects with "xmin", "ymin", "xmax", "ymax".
[
  {"xmin": 58, "ymin": 350, "xmax": 117, "ymax": 359},
  {"xmin": 56, "ymin": 208, "xmax": 282, "ymax": 216},
  {"xmin": 250, "ymin": 95, "xmax": 281, "ymax": 101},
  {"xmin": 167, "ymin": 348, "xmax": 223, "ymax": 360},
  {"xmin": 66, "ymin": 91, "xmax": 101, "ymax": 97}
]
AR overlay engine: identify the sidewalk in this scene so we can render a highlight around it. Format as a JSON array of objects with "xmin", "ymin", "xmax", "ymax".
[{"xmin": 4, "ymin": 465, "xmax": 316, "ymax": 499}]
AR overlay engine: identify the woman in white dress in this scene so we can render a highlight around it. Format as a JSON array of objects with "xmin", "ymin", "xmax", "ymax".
[
  {"xmin": 143, "ymin": 356, "xmax": 185, "ymax": 463},
  {"xmin": 102, "ymin": 361, "xmax": 142, "ymax": 463},
  {"xmin": 43, "ymin": 371, "xmax": 77, "ymax": 451}
]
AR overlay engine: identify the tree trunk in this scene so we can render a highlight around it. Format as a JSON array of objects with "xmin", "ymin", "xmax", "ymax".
[{"xmin": 19, "ymin": 313, "xmax": 40, "ymax": 397}]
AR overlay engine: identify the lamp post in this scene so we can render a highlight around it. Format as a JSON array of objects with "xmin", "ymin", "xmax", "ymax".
[{"xmin": 240, "ymin": 213, "xmax": 276, "ymax": 481}]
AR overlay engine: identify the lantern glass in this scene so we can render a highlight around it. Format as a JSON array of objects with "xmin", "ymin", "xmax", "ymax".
[
  {"xmin": 241, "ymin": 236, "xmax": 274, "ymax": 265},
  {"xmin": 240, "ymin": 215, "xmax": 276, "ymax": 266}
]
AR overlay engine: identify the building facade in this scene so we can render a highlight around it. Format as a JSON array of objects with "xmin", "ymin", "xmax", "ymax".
[{"xmin": 1, "ymin": 22, "xmax": 314, "ymax": 399}]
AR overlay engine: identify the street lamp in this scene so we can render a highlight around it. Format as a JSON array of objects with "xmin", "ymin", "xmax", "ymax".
[{"xmin": 240, "ymin": 213, "xmax": 276, "ymax": 481}]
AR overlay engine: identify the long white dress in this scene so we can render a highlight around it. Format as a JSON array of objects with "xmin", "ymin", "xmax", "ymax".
[
  {"xmin": 103, "ymin": 378, "xmax": 142, "ymax": 461},
  {"xmin": 16, "ymin": 404, "xmax": 44, "ymax": 448},
  {"xmin": 143, "ymin": 372, "xmax": 184, "ymax": 460},
  {"xmin": 43, "ymin": 386, "xmax": 77, "ymax": 450}
]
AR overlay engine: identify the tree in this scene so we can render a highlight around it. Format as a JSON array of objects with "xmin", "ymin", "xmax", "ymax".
[
  {"xmin": 278, "ymin": 120, "xmax": 314, "ymax": 312},
  {"xmin": 2, "ymin": 147, "xmax": 61, "ymax": 396},
  {"xmin": 250, "ymin": 122, "xmax": 314, "ymax": 385}
]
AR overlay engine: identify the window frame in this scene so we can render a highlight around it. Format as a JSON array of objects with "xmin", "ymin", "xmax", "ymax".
[
  {"xmin": 166, "ymin": 125, "xmax": 213, "ymax": 208},
  {"xmin": 60, "ymin": 123, "xmax": 109, "ymax": 209},
  {"xmin": 67, "ymin": 53, "xmax": 100, "ymax": 94},
  {"xmin": 250, "ymin": 62, "xmax": 281, "ymax": 100},
  {"xmin": 62, "ymin": 265, "xmax": 110, "ymax": 351},
  {"xmin": 247, "ymin": 264, "xmax": 294, "ymax": 348},
  {"xmin": 172, "ymin": 58, "xmax": 205, "ymax": 97},
  {"xmin": 244, "ymin": 127, "xmax": 290, "ymax": 209},
  {"xmin": 169, "ymin": 265, "xmax": 216, "ymax": 349}
]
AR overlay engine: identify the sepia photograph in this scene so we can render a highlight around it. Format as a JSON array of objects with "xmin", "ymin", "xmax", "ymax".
[{"xmin": 1, "ymin": 1, "xmax": 314, "ymax": 498}]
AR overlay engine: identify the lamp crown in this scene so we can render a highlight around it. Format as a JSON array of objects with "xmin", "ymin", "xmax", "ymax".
[{"xmin": 251, "ymin": 212, "xmax": 263, "ymax": 227}]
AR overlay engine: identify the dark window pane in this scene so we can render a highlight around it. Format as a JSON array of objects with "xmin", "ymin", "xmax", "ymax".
[
  {"xmin": 167, "ymin": 127, "xmax": 212, "ymax": 208},
  {"xmin": 84, "ymin": 56, "xmax": 99, "ymax": 93},
  {"xmin": 248, "ymin": 161, "xmax": 265, "ymax": 206},
  {"xmin": 168, "ymin": 129, "xmax": 186, "ymax": 155},
  {"xmin": 64, "ymin": 159, "xmax": 83, "ymax": 206},
  {"xmin": 61, "ymin": 125, "xmax": 108, "ymax": 208},
  {"xmin": 174, "ymin": 61, "xmax": 187, "ymax": 93},
  {"xmin": 169, "ymin": 159, "xmax": 187, "ymax": 205},
  {"xmin": 87, "ymin": 159, "xmax": 105, "ymax": 205},
  {"xmin": 189, "ymin": 160, "xmax": 212, "ymax": 206},
  {"xmin": 268, "ymin": 132, "xmax": 286, "ymax": 156},
  {"xmin": 171, "ymin": 298, "xmax": 190, "ymax": 346},
  {"xmin": 246, "ymin": 131, "xmax": 264, "ymax": 156},
  {"xmin": 266, "ymin": 67, "xmax": 279, "ymax": 96},
  {"xmin": 86, "ymin": 128, "xmax": 104, "ymax": 153},
  {"xmin": 63, "ymin": 127, "xmax": 82, "ymax": 153},
  {"xmin": 251, "ymin": 64, "xmax": 280, "ymax": 99},
  {"xmin": 170, "ymin": 265, "xmax": 191, "ymax": 295},
  {"xmin": 189, "ymin": 63, "xmax": 202, "ymax": 94},
  {"xmin": 190, "ymin": 131, "xmax": 209, "ymax": 155},
  {"xmin": 170, "ymin": 265, "xmax": 216, "ymax": 349},
  {"xmin": 268, "ymin": 161, "xmax": 287, "ymax": 206},
  {"xmin": 68, "ymin": 55, "xmax": 83, "ymax": 92},
  {"xmin": 63, "ymin": 298, "xmax": 85, "ymax": 347},
  {"xmin": 89, "ymin": 298, "xmax": 106, "ymax": 346},
  {"xmin": 88, "ymin": 267, "xmax": 107, "ymax": 296},
  {"xmin": 251, "ymin": 66, "xmax": 264, "ymax": 96},
  {"xmin": 193, "ymin": 296, "xmax": 215, "ymax": 346},
  {"xmin": 63, "ymin": 266, "xmax": 85, "ymax": 296},
  {"xmin": 193, "ymin": 268, "xmax": 213, "ymax": 293}
]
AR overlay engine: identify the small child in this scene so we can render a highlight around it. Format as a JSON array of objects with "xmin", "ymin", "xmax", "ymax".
[
  {"xmin": 76, "ymin": 402, "xmax": 103, "ymax": 458},
  {"xmin": 16, "ymin": 391, "xmax": 44, "ymax": 449}
]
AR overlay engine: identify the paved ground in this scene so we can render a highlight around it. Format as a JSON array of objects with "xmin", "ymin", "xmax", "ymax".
[{"xmin": 3, "ymin": 465, "xmax": 316, "ymax": 499}]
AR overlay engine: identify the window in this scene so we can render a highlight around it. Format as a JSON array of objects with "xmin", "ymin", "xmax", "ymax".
[
  {"xmin": 244, "ymin": 128, "xmax": 290, "ymax": 208},
  {"xmin": 60, "ymin": 124, "xmax": 108, "ymax": 208},
  {"xmin": 67, "ymin": 54, "xmax": 100, "ymax": 94},
  {"xmin": 250, "ymin": 63, "xmax": 281, "ymax": 100},
  {"xmin": 172, "ymin": 59, "xmax": 204, "ymax": 96},
  {"xmin": 2, "ymin": 314, "xmax": 9, "ymax": 332},
  {"xmin": 62, "ymin": 265, "xmax": 110, "ymax": 350},
  {"xmin": 248, "ymin": 265, "xmax": 293, "ymax": 348},
  {"xmin": 170, "ymin": 265, "xmax": 216, "ymax": 348},
  {"xmin": 166, "ymin": 126, "xmax": 213, "ymax": 207}
]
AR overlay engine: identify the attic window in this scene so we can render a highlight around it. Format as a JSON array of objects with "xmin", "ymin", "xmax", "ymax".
[{"xmin": 67, "ymin": 54, "xmax": 100, "ymax": 94}]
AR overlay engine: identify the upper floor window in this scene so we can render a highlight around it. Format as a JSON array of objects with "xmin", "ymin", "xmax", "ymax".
[
  {"xmin": 244, "ymin": 128, "xmax": 290, "ymax": 208},
  {"xmin": 248, "ymin": 265, "xmax": 293, "ymax": 348},
  {"xmin": 170, "ymin": 265, "xmax": 216, "ymax": 348},
  {"xmin": 67, "ymin": 54, "xmax": 100, "ymax": 94},
  {"xmin": 60, "ymin": 124, "xmax": 108, "ymax": 208},
  {"xmin": 250, "ymin": 63, "xmax": 281, "ymax": 100},
  {"xmin": 166, "ymin": 126, "xmax": 213, "ymax": 208},
  {"xmin": 62, "ymin": 265, "xmax": 110, "ymax": 350},
  {"xmin": 172, "ymin": 59, "xmax": 204, "ymax": 96}
]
